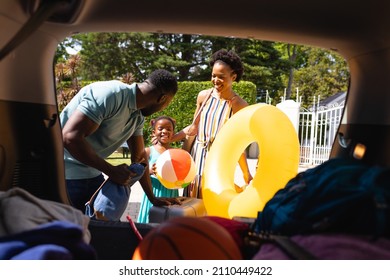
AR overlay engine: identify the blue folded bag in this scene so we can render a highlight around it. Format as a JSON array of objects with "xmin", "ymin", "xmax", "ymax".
[{"xmin": 85, "ymin": 163, "xmax": 146, "ymax": 221}]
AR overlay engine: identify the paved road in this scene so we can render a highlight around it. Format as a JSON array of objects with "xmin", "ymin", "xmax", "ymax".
[{"xmin": 121, "ymin": 158, "xmax": 309, "ymax": 222}]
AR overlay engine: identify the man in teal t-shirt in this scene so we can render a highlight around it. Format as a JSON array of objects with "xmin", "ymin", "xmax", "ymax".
[{"xmin": 60, "ymin": 69, "xmax": 179, "ymax": 212}]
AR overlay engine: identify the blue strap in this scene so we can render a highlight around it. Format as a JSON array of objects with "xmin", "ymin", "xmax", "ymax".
[{"xmin": 361, "ymin": 166, "xmax": 388, "ymax": 236}]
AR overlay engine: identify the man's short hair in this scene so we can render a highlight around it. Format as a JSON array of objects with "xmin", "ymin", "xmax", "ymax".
[{"xmin": 148, "ymin": 69, "xmax": 178, "ymax": 95}]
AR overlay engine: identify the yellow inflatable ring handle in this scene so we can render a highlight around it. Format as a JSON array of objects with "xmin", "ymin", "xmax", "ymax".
[{"xmin": 202, "ymin": 103, "xmax": 300, "ymax": 218}]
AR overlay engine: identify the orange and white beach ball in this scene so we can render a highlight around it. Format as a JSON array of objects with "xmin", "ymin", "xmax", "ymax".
[{"xmin": 155, "ymin": 149, "xmax": 196, "ymax": 189}]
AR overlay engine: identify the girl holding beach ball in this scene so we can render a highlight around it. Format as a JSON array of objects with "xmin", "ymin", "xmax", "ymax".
[{"xmin": 137, "ymin": 116, "xmax": 195, "ymax": 223}]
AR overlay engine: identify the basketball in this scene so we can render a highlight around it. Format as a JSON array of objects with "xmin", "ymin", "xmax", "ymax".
[
  {"xmin": 132, "ymin": 216, "xmax": 243, "ymax": 260},
  {"xmin": 155, "ymin": 148, "xmax": 196, "ymax": 189}
]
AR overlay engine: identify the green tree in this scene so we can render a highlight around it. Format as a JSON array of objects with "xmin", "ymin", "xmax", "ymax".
[
  {"xmin": 279, "ymin": 43, "xmax": 303, "ymax": 100},
  {"xmin": 56, "ymin": 54, "xmax": 82, "ymax": 112},
  {"xmin": 54, "ymin": 37, "xmax": 76, "ymax": 64},
  {"xmin": 192, "ymin": 36, "xmax": 287, "ymax": 101},
  {"xmin": 239, "ymin": 40, "xmax": 287, "ymax": 103},
  {"xmin": 292, "ymin": 47, "xmax": 349, "ymax": 107},
  {"xmin": 57, "ymin": 32, "xmax": 349, "ymax": 108},
  {"xmin": 71, "ymin": 32, "xmax": 212, "ymax": 82}
]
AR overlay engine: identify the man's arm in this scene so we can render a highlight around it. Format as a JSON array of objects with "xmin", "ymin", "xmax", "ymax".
[{"xmin": 62, "ymin": 109, "xmax": 132, "ymax": 185}]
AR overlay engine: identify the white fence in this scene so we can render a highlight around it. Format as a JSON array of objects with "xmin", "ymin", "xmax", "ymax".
[{"xmin": 298, "ymin": 102, "xmax": 344, "ymax": 167}]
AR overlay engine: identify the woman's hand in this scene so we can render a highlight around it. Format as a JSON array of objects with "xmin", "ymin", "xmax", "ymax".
[{"xmin": 186, "ymin": 124, "xmax": 198, "ymax": 136}]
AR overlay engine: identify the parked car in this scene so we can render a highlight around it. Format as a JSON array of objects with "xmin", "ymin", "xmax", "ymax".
[{"xmin": 0, "ymin": 0, "xmax": 389, "ymax": 259}]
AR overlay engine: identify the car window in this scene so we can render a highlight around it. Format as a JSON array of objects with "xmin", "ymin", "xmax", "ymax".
[{"xmin": 55, "ymin": 32, "xmax": 349, "ymax": 223}]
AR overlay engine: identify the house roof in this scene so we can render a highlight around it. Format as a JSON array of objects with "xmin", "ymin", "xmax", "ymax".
[{"xmin": 318, "ymin": 91, "xmax": 346, "ymax": 107}]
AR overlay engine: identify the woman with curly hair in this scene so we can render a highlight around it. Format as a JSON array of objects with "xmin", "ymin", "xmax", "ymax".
[{"xmin": 173, "ymin": 49, "xmax": 253, "ymax": 198}]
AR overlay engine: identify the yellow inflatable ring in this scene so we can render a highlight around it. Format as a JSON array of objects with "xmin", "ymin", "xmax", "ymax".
[{"xmin": 202, "ymin": 103, "xmax": 300, "ymax": 218}]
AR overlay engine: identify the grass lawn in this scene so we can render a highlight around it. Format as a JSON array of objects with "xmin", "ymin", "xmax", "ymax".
[{"xmin": 106, "ymin": 151, "xmax": 132, "ymax": 166}]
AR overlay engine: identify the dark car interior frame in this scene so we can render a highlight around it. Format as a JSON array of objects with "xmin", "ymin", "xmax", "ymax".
[{"xmin": 0, "ymin": 0, "xmax": 389, "ymax": 259}]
